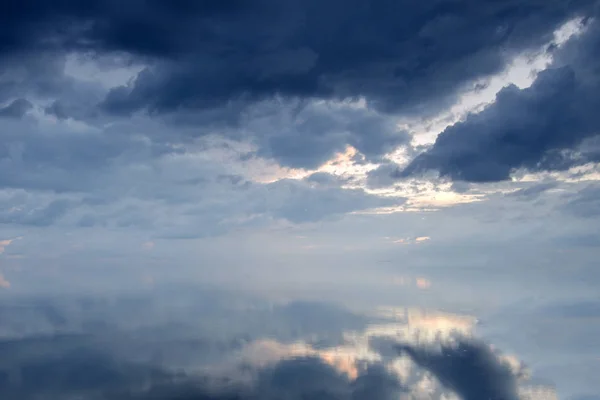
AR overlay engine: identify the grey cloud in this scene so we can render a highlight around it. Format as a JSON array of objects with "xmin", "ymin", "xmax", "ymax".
[
  {"xmin": 0, "ymin": 99, "xmax": 32, "ymax": 118},
  {"xmin": 450, "ymin": 180, "xmax": 472, "ymax": 193},
  {"xmin": 1, "ymin": 1, "xmax": 594, "ymax": 177},
  {"xmin": 395, "ymin": 338, "xmax": 521, "ymax": 400},
  {"xmin": 2, "ymin": 199, "xmax": 72, "ymax": 227},
  {"xmin": 43, "ymin": 98, "xmax": 102, "ymax": 121},
  {"xmin": 246, "ymin": 100, "xmax": 409, "ymax": 169},
  {"xmin": 0, "ymin": 288, "xmax": 368, "ymax": 350},
  {"xmin": 305, "ymin": 172, "xmax": 354, "ymax": 188},
  {"xmin": 401, "ymin": 14, "xmax": 600, "ymax": 182},
  {"xmin": 0, "ymin": 338, "xmax": 403, "ymax": 400},
  {"xmin": 350, "ymin": 364, "xmax": 406, "ymax": 400},
  {"xmin": 0, "ymin": 117, "xmax": 178, "ymax": 193},
  {"xmin": 366, "ymin": 163, "xmax": 401, "ymax": 189},
  {"xmin": 255, "ymin": 178, "xmax": 401, "ymax": 224},
  {"xmin": 561, "ymin": 184, "xmax": 600, "ymax": 218},
  {"xmin": 479, "ymin": 296, "xmax": 600, "ymax": 397},
  {"xmin": 0, "ymin": 53, "xmax": 99, "ymax": 110},
  {"xmin": 507, "ymin": 181, "xmax": 559, "ymax": 200},
  {"xmin": 552, "ymin": 231, "xmax": 600, "ymax": 248},
  {"xmin": 1, "ymin": 144, "xmax": 395, "ymax": 234},
  {"xmin": 89, "ymin": 0, "xmax": 593, "ymax": 118},
  {"xmin": 539, "ymin": 300, "xmax": 600, "ymax": 319},
  {"xmin": 0, "ymin": 0, "xmax": 597, "ymax": 182}
]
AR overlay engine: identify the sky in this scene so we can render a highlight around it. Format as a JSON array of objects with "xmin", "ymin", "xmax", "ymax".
[{"xmin": 1, "ymin": 1, "xmax": 600, "ymax": 399}]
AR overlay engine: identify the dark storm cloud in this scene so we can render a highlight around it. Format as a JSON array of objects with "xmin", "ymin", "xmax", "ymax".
[
  {"xmin": 94, "ymin": 0, "xmax": 593, "ymax": 117},
  {"xmin": 2, "ymin": 0, "xmax": 593, "ymax": 116},
  {"xmin": 401, "ymin": 12, "xmax": 600, "ymax": 182},
  {"xmin": 1, "ymin": 1, "xmax": 595, "ymax": 172},
  {"xmin": 395, "ymin": 339, "xmax": 521, "ymax": 400}
]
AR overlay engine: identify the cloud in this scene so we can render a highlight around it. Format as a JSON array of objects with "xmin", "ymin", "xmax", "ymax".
[
  {"xmin": 88, "ymin": 0, "xmax": 591, "ymax": 116},
  {"xmin": 254, "ymin": 178, "xmax": 402, "ymax": 224},
  {"xmin": 1, "ymin": 0, "xmax": 593, "ymax": 173},
  {"xmin": 0, "ymin": 289, "xmax": 368, "ymax": 347},
  {"xmin": 507, "ymin": 181, "xmax": 559, "ymax": 200},
  {"xmin": 366, "ymin": 163, "xmax": 401, "ymax": 189},
  {"xmin": 0, "ymin": 285, "xmax": 569, "ymax": 399},
  {"xmin": 0, "ymin": 111, "xmax": 396, "ymax": 234},
  {"xmin": 0, "ymin": 98, "xmax": 32, "ymax": 118},
  {"xmin": 401, "ymin": 14, "xmax": 600, "ymax": 182},
  {"xmin": 394, "ymin": 338, "xmax": 522, "ymax": 400},
  {"xmin": 0, "ymin": 336, "xmax": 404, "ymax": 400},
  {"xmin": 247, "ymin": 100, "xmax": 409, "ymax": 169},
  {"xmin": 561, "ymin": 184, "xmax": 600, "ymax": 217}
]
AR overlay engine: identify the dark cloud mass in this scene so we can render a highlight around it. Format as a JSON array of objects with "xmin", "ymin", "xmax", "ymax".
[
  {"xmin": 396, "ymin": 339, "xmax": 521, "ymax": 400},
  {"xmin": 402, "ymin": 10, "xmax": 600, "ymax": 182},
  {"xmin": 0, "ymin": 339, "xmax": 403, "ymax": 400},
  {"xmin": 96, "ymin": 0, "xmax": 594, "ymax": 118},
  {"xmin": 1, "ymin": 0, "xmax": 593, "ymax": 116},
  {"xmin": 1, "ymin": 0, "xmax": 598, "ymax": 172}
]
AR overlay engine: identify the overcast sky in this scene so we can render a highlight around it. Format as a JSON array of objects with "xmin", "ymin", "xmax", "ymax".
[{"xmin": 1, "ymin": 1, "xmax": 600, "ymax": 399}]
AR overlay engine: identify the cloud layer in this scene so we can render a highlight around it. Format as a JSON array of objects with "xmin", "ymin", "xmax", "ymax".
[{"xmin": 402, "ymin": 10, "xmax": 600, "ymax": 182}]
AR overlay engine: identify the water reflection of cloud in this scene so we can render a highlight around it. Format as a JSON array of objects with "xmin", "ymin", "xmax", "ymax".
[
  {"xmin": 232, "ymin": 305, "xmax": 555, "ymax": 400},
  {"xmin": 0, "ymin": 290, "xmax": 563, "ymax": 399}
]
